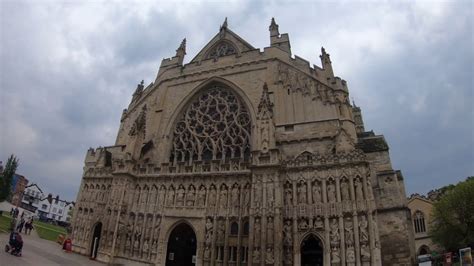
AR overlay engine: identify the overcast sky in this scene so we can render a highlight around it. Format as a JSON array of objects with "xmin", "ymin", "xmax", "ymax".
[{"xmin": 1, "ymin": 0, "xmax": 472, "ymax": 201}]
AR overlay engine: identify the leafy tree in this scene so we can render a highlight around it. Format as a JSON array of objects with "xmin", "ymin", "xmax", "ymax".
[
  {"xmin": 0, "ymin": 155, "xmax": 19, "ymax": 202},
  {"xmin": 430, "ymin": 178, "xmax": 474, "ymax": 251}
]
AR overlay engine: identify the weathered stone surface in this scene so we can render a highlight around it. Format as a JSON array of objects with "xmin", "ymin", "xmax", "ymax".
[{"xmin": 71, "ymin": 18, "xmax": 415, "ymax": 266}]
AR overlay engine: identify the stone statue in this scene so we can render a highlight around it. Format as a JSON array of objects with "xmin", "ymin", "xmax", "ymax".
[
  {"xmin": 341, "ymin": 180, "xmax": 350, "ymax": 201},
  {"xmin": 186, "ymin": 186, "xmax": 195, "ymax": 206},
  {"xmin": 254, "ymin": 218, "xmax": 261, "ymax": 245},
  {"xmin": 219, "ymin": 187, "xmax": 228, "ymax": 209},
  {"xmin": 177, "ymin": 186, "xmax": 185, "ymax": 205},
  {"xmin": 346, "ymin": 246, "xmax": 355, "ymax": 263},
  {"xmin": 232, "ymin": 186, "xmax": 239, "ymax": 207},
  {"xmin": 331, "ymin": 247, "xmax": 341, "ymax": 263},
  {"xmin": 254, "ymin": 182, "xmax": 262, "ymax": 205},
  {"xmin": 197, "ymin": 186, "xmax": 206, "ymax": 206},
  {"xmin": 330, "ymin": 219, "xmax": 340, "ymax": 246},
  {"xmin": 298, "ymin": 218, "xmax": 309, "ymax": 231},
  {"xmin": 314, "ymin": 216, "xmax": 324, "ymax": 229},
  {"xmin": 253, "ymin": 248, "xmax": 260, "ymax": 262},
  {"xmin": 266, "ymin": 181, "xmax": 274, "ymax": 204},
  {"xmin": 265, "ymin": 246, "xmax": 274, "ymax": 264},
  {"xmin": 283, "ymin": 220, "xmax": 292, "ymax": 245},
  {"xmin": 167, "ymin": 187, "xmax": 175, "ymax": 206},
  {"xmin": 327, "ymin": 182, "xmax": 336, "ymax": 202},
  {"xmin": 208, "ymin": 186, "xmax": 216, "ymax": 206},
  {"xmin": 243, "ymin": 185, "xmax": 250, "ymax": 207},
  {"xmin": 298, "ymin": 182, "xmax": 307, "ymax": 204},
  {"xmin": 285, "ymin": 186, "xmax": 293, "ymax": 205},
  {"xmin": 284, "ymin": 246, "xmax": 293, "ymax": 264},
  {"xmin": 204, "ymin": 245, "xmax": 211, "ymax": 259},
  {"xmin": 158, "ymin": 187, "xmax": 166, "ymax": 206},
  {"xmin": 355, "ymin": 178, "xmax": 364, "ymax": 200},
  {"xmin": 312, "ymin": 183, "xmax": 322, "ymax": 203},
  {"xmin": 217, "ymin": 220, "xmax": 225, "ymax": 242},
  {"xmin": 205, "ymin": 218, "xmax": 213, "ymax": 245},
  {"xmin": 143, "ymin": 239, "xmax": 149, "ymax": 255},
  {"xmin": 361, "ymin": 243, "xmax": 371, "ymax": 260},
  {"xmin": 267, "ymin": 217, "xmax": 274, "ymax": 245},
  {"xmin": 359, "ymin": 215, "xmax": 369, "ymax": 243},
  {"xmin": 345, "ymin": 217, "xmax": 354, "ymax": 246}
]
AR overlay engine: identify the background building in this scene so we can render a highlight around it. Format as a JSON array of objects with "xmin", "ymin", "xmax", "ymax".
[
  {"xmin": 37, "ymin": 195, "xmax": 75, "ymax": 223},
  {"xmin": 72, "ymin": 19, "xmax": 415, "ymax": 265},
  {"xmin": 20, "ymin": 183, "xmax": 44, "ymax": 213}
]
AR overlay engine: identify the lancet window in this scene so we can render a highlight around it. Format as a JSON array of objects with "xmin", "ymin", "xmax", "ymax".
[{"xmin": 170, "ymin": 84, "xmax": 251, "ymax": 163}]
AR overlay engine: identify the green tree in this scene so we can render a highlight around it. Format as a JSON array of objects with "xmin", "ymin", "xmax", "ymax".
[
  {"xmin": 430, "ymin": 178, "xmax": 474, "ymax": 251},
  {"xmin": 0, "ymin": 154, "xmax": 19, "ymax": 202}
]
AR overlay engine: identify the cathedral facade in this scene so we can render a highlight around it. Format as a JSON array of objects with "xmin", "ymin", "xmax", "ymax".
[{"xmin": 71, "ymin": 19, "xmax": 415, "ymax": 266}]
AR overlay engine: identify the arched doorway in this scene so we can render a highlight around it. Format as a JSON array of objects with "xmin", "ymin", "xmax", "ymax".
[
  {"xmin": 89, "ymin": 222, "xmax": 102, "ymax": 259},
  {"xmin": 166, "ymin": 223, "xmax": 197, "ymax": 266},
  {"xmin": 301, "ymin": 234, "xmax": 324, "ymax": 266}
]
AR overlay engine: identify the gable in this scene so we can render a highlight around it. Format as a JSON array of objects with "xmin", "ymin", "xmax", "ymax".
[{"xmin": 190, "ymin": 27, "xmax": 256, "ymax": 63}]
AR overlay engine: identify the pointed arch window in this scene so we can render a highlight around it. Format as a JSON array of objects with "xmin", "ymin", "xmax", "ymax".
[
  {"xmin": 414, "ymin": 210, "xmax": 426, "ymax": 233},
  {"xmin": 170, "ymin": 84, "xmax": 251, "ymax": 164}
]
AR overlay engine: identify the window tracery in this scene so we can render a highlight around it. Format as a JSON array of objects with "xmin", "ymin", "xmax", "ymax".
[
  {"xmin": 207, "ymin": 42, "xmax": 237, "ymax": 59},
  {"xmin": 170, "ymin": 85, "xmax": 251, "ymax": 163}
]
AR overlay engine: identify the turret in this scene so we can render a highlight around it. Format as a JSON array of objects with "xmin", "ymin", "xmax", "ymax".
[
  {"xmin": 352, "ymin": 100, "xmax": 366, "ymax": 133},
  {"xmin": 320, "ymin": 47, "xmax": 334, "ymax": 78},
  {"xmin": 269, "ymin": 17, "xmax": 291, "ymax": 54},
  {"xmin": 175, "ymin": 38, "xmax": 186, "ymax": 65}
]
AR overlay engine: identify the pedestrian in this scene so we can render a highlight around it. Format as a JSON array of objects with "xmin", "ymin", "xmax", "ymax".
[
  {"xmin": 14, "ymin": 207, "xmax": 19, "ymax": 218},
  {"xmin": 17, "ymin": 218, "xmax": 25, "ymax": 233},
  {"xmin": 10, "ymin": 208, "xmax": 14, "ymax": 216}
]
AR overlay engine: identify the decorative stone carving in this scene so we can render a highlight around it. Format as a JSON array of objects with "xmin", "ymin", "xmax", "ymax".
[
  {"xmin": 346, "ymin": 246, "xmax": 356, "ymax": 264},
  {"xmin": 219, "ymin": 185, "xmax": 228, "ymax": 210},
  {"xmin": 243, "ymin": 184, "xmax": 250, "ymax": 208},
  {"xmin": 327, "ymin": 181, "xmax": 336, "ymax": 202},
  {"xmin": 283, "ymin": 220, "xmax": 292, "ymax": 245},
  {"xmin": 265, "ymin": 246, "xmax": 274, "ymax": 264},
  {"xmin": 298, "ymin": 218, "xmax": 309, "ymax": 231},
  {"xmin": 359, "ymin": 215, "xmax": 369, "ymax": 244},
  {"xmin": 312, "ymin": 181, "xmax": 322, "ymax": 203},
  {"xmin": 361, "ymin": 243, "xmax": 371, "ymax": 261},
  {"xmin": 266, "ymin": 217, "xmax": 274, "ymax": 245},
  {"xmin": 330, "ymin": 219, "xmax": 340, "ymax": 247},
  {"xmin": 170, "ymin": 86, "xmax": 250, "ymax": 163},
  {"xmin": 128, "ymin": 105, "xmax": 147, "ymax": 137},
  {"xmin": 284, "ymin": 246, "xmax": 293, "ymax": 265},
  {"xmin": 207, "ymin": 41, "xmax": 237, "ymax": 59},
  {"xmin": 314, "ymin": 216, "xmax": 324, "ymax": 230},
  {"xmin": 176, "ymin": 185, "xmax": 185, "ymax": 206},
  {"xmin": 344, "ymin": 217, "xmax": 354, "ymax": 246},
  {"xmin": 231, "ymin": 184, "xmax": 239, "ymax": 208},
  {"xmin": 197, "ymin": 185, "xmax": 206, "ymax": 206},
  {"xmin": 217, "ymin": 219, "xmax": 225, "ymax": 243},
  {"xmin": 208, "ymin": 185, "xmax": 217, "ymax": 207},
  {"xmin": 204, "ymin": 246, "xmax": 211, "ymax": 260},
  {"xmin": 205, "ymin": 218, "xmax": 213, "ymax": 245},
  {"xmin": 254, "ymin": 218, "xmax": 261, "ymax": 245},
  {"xmin": 298, "ymin": 181, "xmax": 307, "ymax": 204},
  {"xmin": 266, "ymin": 180, "xmax": 274, "ymax": 207},
  {"xmin": 331, "ymin": 246, "xmax": 341, "ymax": 263},
  {"xmin": 355, "ymin": 178, "xmax": 364, "ymax": 201},
  {"xmin": 186, "ymin": 185, "xmax": 195, "ymax": 206},
  {"xmin": 167, "ymin": 186, "xmax": 175, "ymax": 206},
  {"xmin": 253, "ymin": 248, "xmax": 260, "ymax": 263},
  {"xmin": 284, "ymin": 184, "xmax": 293, "ymax": 205},
  {"xmin": 341, "ymin": 179, "xmax": 350, "ymax": 201}
]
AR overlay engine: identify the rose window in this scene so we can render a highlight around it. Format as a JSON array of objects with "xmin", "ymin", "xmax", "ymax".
[{"xmin": 170, "ymin": 85, "xmax": 251, "ymax": 163}]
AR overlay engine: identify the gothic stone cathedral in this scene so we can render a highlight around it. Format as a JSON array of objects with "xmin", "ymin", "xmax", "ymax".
[{"xmin": 72, "ymin": 19, "xmax": 415, "ymax": 266}]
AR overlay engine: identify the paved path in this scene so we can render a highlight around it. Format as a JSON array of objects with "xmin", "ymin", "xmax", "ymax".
[{"xmin": 0, "ymin": 231, "xmax": 103, "ymax": 266}]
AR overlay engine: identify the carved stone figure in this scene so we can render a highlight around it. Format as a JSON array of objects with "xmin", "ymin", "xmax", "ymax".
[
  {"xmin": 298, "ymin": 182, "xmax": 307, "ymax": 204},
  {"xmin": 330, "ymin": 219, "xmax": 340, "ymax": 247},
  {"xmin": 208, "ymin": 186, "xmax": 217, "ymax": 207},
  {"xmin": 266, "ymin": 181, "xmax": 274, "ymax": 205},
  {"xmin": 265, "ymin": 246, "xmax": 274, "ymax": 264},
  {"xmin": 285, "ymin": 185, "xmax": 293, "ymax": 205},
  {"xmin": 355, "ymin": 178, "xmax": 364, "ymax": 201},
  {"xmin": 266, "ymin": 217, "xmax": 274, "ymax": 245},
  {"xmin": 219, "ymin": 187, "xmax": 228, "ymax": 209},
  {"xmin": 204, "ymin": 245, "xmax": 211, "ymax": 260},
  {"xmin": 312, "ymin": 183, "xmax": 322, "ymax": 203},
  {"xmin": 361, "ymin": 243, "xmax": 371, "ymax": 261},
  {"xmin": 331, "ymin": 247, "xmax": 341, "ymax": 263},
  {"xmin": 359, "ymin": 215, "xmax": 369, "ymax": 243},
  {"xmin": 284, "ymin": 220, "xmax": 292, "ymax": 245},
  {"xmin": 346, "ymin": 246, "xmax": 355, "ymax": 263},
  {"xmin": 314, "ymin": 216, "xmax": 324, "ymax": 229},
  {"xmin": 253, "ymin": 248, "xmax": 260, "ymax": 263},
  {"xmin": 243, "ymin": 185, "xmax": 250, "ymax": 207},
  {"xmin": 254, "ymin": 218, "xmax": 261, "ymax": 245},
  {"xmin": 231, "ymin": 185, "xmax": 239, "ymax": 207},
  {"xmin": 341, "ymin": 180, "xmax": 350, "ymax": 201},
  {"xmin": 197, "ymin": 186, "xmax": 206, "ymax": 206},
  {"xmin": 327, "ymin": 182, "xmax": 336, "ymax": 202},
  {"xmin": 167, "ymin": 187, "xmax": 175, "ymax": 206},
  {"xmin": 217, "ymin": 220, "xmax": 225, "ymax": 242},
  {"xmin": 205, "ymin": 218, "xmax": 213, "ymax": 245},
  {"xmin": 298, "ymin": 218, "xmax": 309, "ymax": 231},
  {"xmin": 345, "ymin": 217, "xmax": 354, "ymax": 246},
  {"xmin": 177, "ymin": 186, "xmax": 185, "ymax": 205}
]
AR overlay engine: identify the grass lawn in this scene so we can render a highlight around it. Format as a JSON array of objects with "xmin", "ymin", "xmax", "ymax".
[
  {"xmin": 33, "ymin": 220, "xmax": 67, "ymax": 242},
  {"xmin": 0, "ymin": 213, "xmax": 13, "ymax": 233}
]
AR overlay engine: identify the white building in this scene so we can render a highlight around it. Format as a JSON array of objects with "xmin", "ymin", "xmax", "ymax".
[
  {"xmin": 20, "ymin": 183, "xmax": 44, "ymax": 213},
  {"xmin": 37, "ymin": 195, "xmax": 75, "ymax": 223}
]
